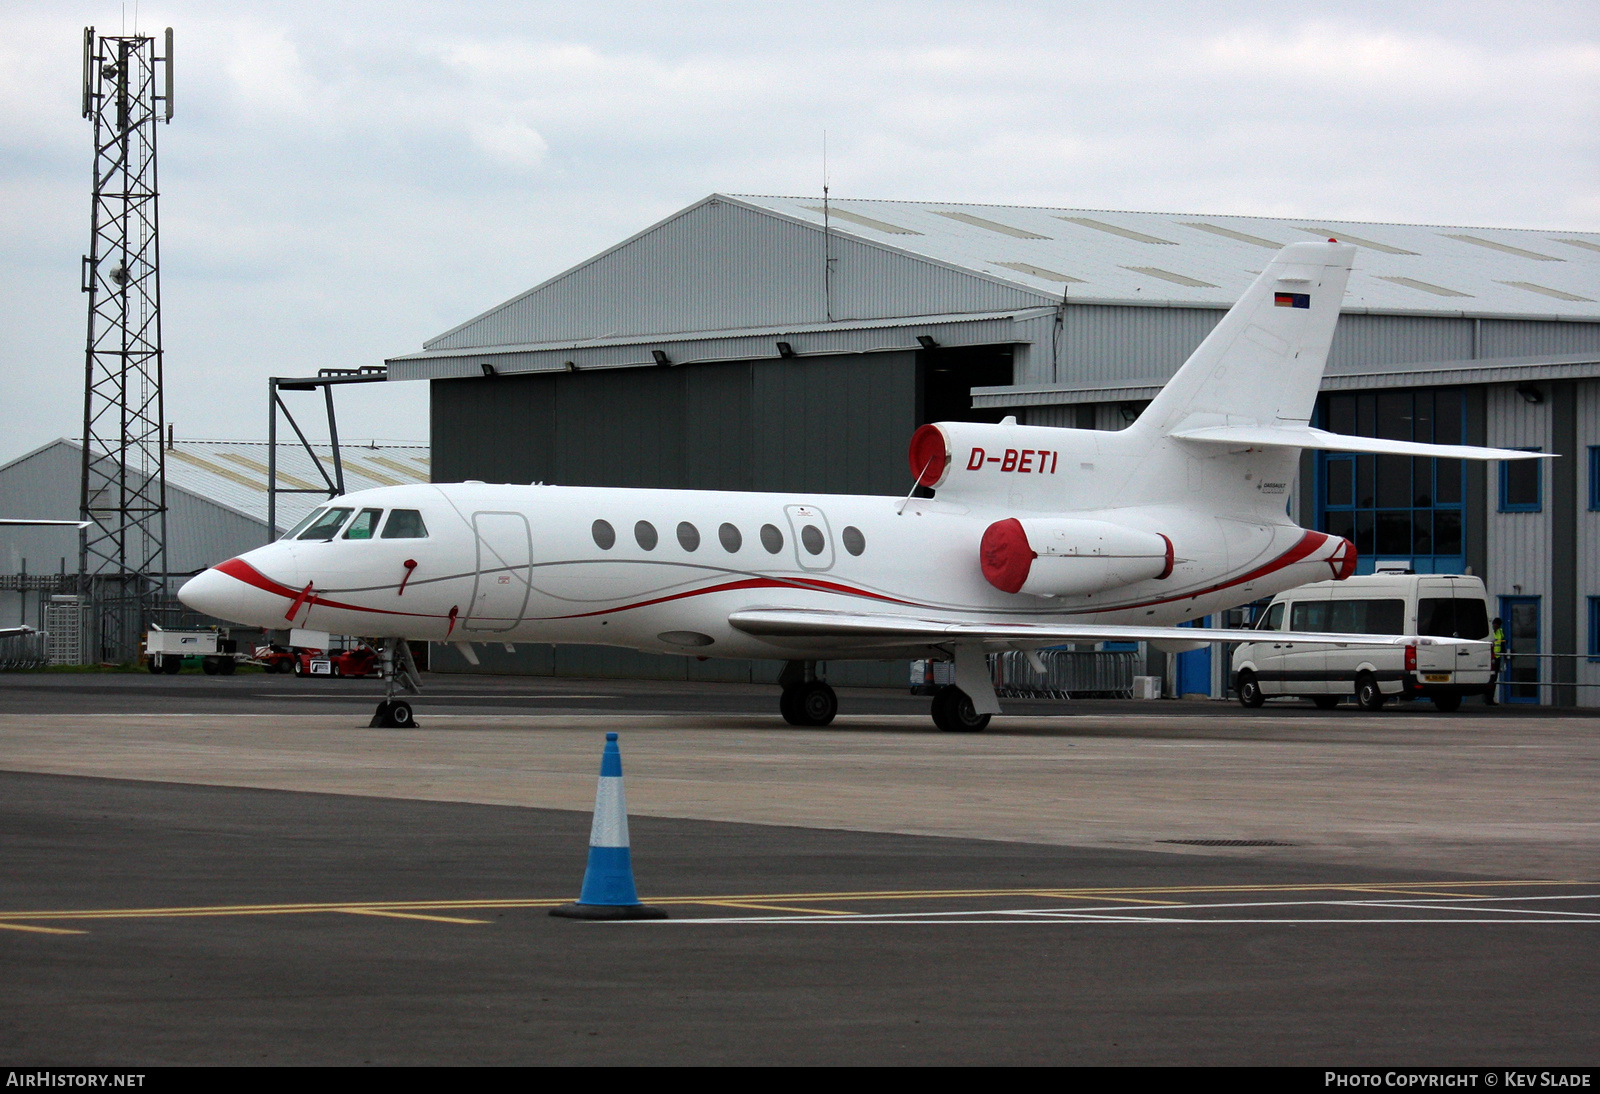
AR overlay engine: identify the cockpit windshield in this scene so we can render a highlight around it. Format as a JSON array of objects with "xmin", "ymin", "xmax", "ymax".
[
  {"xmin": 281, "ymin": 507, "xmax": 326, "ymax": 541},
  {"xmin": 297, "ymin": 507, "xmax": 354, "ymax": 541},
  {"xmin": 342, "ymin": 508, "xmax": 384, "ymax": 540}
]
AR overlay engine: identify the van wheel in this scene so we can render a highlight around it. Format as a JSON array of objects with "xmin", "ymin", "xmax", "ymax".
[
  {"xmin": 1356, "ymin": 675, "xmax": 1387, "ymax": 711},
  {"xmin": 1433, "ymin": 694, "xmax": 1462, "ymax": 714},
  {"xmin": 1312, "ymin": 696, "xmax": 1341, "ymax": 710},
  {"xmin": 1237, "ymin": 673, "xmax": 1265, "ymax": 709}
]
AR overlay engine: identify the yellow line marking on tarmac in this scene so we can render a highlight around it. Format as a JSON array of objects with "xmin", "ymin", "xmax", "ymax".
[
  {"xmin": 0, "ymin": 921, "xmax": 87, "ymax": 935},
  {"xmin": 0, "ymin": 881, "xmax": 1581, "ymax": 927},
  {"xmin": 339, "ymin": 908, "xmax": 490, "ymax": 925},
  {"xmin": 1332, "ymin": 887, "xmax": 1489, "ymax": 899},
  {"xmin": 700, "ymin": 902, "xmax": 854, "ymax": 916}
]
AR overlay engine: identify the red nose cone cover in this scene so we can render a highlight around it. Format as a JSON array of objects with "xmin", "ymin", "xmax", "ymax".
[
  {"xmin": 980, "ymin": 518, "xmax": 1036, "ymax": 594},
  {"xmin": 908, "ymin": 424, "xmax": 950, "ymax": 487}
]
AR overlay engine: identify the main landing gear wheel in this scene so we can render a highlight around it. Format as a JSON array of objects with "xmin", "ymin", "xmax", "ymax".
[
  {"xmin": 931, "ymin": 685, "xmax": 990, "ymax": 733},
  {"xmin": 780, "ymin": 681, "xmax": 838, "ymax": 727},
  {"xmin": 1237, "ymin": 673, "xmax": 1265, "ymax": 709},
  {"xmin": 370, "ymin": 699, "xmax": 415, "ymax": 728}
]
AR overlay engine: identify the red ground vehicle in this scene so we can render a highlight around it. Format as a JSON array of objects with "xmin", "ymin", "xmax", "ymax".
[
  {"xmin": 293, "ymin": 645, "xmax": 378, "ymax": 678},
  {"xmin": 253, "ymin": 644, "xmax": 299, "ymax": 674}
]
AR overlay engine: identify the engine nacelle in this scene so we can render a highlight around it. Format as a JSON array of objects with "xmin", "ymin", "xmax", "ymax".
[
  {"xmin": 909, "ymin": 420, "xmax": 1086, "ymax": 500},
  {"xmin": 981, "ymin": 517, "xmax": 1173, "ymax": 597}
]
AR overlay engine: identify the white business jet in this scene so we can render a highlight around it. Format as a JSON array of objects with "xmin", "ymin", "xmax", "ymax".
[{"xmin": 180, "ymin": 241, "xmax": 1542, "ymax": 729}]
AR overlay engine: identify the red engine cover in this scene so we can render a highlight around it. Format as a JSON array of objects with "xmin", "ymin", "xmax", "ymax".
[
  {"xmin": 908, "ymin": 424, "xmax": 950, "ymax": 487},
  {"xmin": 980, "ymin": 518, "xmax": 1036, "ymax": 594}
]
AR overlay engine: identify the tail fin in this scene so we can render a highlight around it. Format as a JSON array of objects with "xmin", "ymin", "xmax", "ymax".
[{"xmin": 1134, "ymin": 241, "xmax": 1356, "ymax": 437}]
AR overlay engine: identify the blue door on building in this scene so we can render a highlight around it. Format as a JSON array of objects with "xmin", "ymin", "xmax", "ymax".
[
  {"xmin": 1498, "ymin": 596, "xmax": 1541, "ymax": 704},
  {"xmin": 1176, "ymin": 617, "xmax": 1212, "ymax": 697}
]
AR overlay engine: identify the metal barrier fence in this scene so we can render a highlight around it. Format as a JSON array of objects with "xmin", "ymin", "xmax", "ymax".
[
  {"xmin": 0, "ymin": 631, "xmax": 50, "ymax": 671},
  {"xmin": 995, "ymin": 650, "xmax": 1141, "ymax": 699}
]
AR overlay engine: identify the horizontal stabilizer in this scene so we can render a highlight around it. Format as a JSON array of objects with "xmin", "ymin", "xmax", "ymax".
[
  {"xmin": 729, "ymin": 608, "xmax": 1476, "ymax": 653},
  {"xmin": 1168, "ymin": 425, "xmax": 1551, "ymax": 461}
]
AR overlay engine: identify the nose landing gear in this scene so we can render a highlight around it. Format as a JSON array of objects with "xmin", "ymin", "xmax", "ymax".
[
  {"xmin": 778, "ymin": 660, "xmax": 837, "ymax": 726},
  {"xmin": 370, "ymin": 638, "xmax": 423, "ymax": 728}
]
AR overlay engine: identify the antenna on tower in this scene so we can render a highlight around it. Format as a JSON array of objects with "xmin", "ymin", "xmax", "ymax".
[{"xmin": 78, "ymin": 24, "xmax": 174, "ymax": 662}]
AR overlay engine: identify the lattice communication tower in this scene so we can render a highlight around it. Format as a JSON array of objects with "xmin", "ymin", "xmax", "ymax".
[{"xmin": 78, "ymin": 26, "xmax": 173, "ymax": 661}]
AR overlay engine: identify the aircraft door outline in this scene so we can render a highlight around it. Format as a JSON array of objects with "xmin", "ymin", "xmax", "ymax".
[
  {"xmin": 783, "ymin": 504, "xmax": 835, "ymax": 572},
  {"xmin": 466, "ymin": 511, "xmax": 532, "ymax": 632}
]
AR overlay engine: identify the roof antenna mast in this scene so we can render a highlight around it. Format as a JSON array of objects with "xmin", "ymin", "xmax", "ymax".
[{"xmin": 822, "ymin": 130, "xmax": 834, "ymax": 323}]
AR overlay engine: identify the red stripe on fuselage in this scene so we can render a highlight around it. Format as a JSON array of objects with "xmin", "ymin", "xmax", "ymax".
[{"xmin": 212, "ymin": 558, "xmax": 442, "ymax": 620}]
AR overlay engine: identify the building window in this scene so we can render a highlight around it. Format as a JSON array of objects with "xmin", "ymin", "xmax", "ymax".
[
  {"xmin": 1499, "ymin": 450, "xmax": 1542, "ymax": 512},
  {"xmin": 1589, "ymin": 447, "xmax": 1599, "ymax": 511},
  {"xmin": 1589, "ymin": 598, "xmax": 1600, "ymax": 663},
  {"xmin": 1316, "ymin": 389, "xmax": 1466, "ymax": 574}
]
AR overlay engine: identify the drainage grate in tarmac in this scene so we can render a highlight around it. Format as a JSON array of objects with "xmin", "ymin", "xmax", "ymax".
[{"xmin": 1158, "ymin": 839, "xmax": 1297, "ymax": 847}]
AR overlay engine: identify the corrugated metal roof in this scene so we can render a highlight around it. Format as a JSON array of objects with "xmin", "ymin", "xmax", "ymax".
[
  {"xmin": 162, "ymin": 440, "xmax": 431, "ymax": 531},
  {"xmin": 971, "ymin": 351, "xmax": 1600, "ymax": 407},
  {"xmin": 732, "ymin": 195, "xmax": 1600, "ymax": 319}
]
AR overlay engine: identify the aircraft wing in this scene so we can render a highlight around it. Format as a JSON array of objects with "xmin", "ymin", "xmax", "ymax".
[
  {"xmin": 0, "ymin": 519, "xmax": 92, "ymax": 527},
  {"xmin": 727, "ymin": 608, "xmax": 1467, "ymax": 652}
]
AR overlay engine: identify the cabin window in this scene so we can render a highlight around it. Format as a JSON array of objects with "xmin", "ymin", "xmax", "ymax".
[
  {"xmin": 635, "ymin": 521, "xmax": 658, "ymax": 550},
  {"xmin": 281, "ymin": 508, "xmax": 325, "ymax": 540},
  {"xmin": 800, "ymin": 525, "xmax": 825, "ymax": 555},
  {"xmin": 718, "ymin": 523, "xmax": 742, "ymax": 552},
  {"xmin": 677, "ymin": 522, "xmax": 700, "ymax": 551},
  {"xmin": 298, "ymin": 507, "xmax": 354, "ymax": 541},
  {"xmin": 842, "ymin": 526, "xmax": 866, "ymax": 556},
  {"xmin": 380, "ymin": 509, "xmax": 429, "ymax": 539},
  {"xmin": 342, "ymin": 508, "xmax": 383, "ymax": 540},
  {"xmin": 592, "ymin": 519, "xmax": 616, "ymax": 550},
  {"xmin": 760, "ymin": 524, "xmax": 784, "ymax": 553}
]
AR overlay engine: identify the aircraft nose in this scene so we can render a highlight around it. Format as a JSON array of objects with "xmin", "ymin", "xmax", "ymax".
[{"xmin": 177, "ymin": 566, "xmax": 237, "ymax": 619}]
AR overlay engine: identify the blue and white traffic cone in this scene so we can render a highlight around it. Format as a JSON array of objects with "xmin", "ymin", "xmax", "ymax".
[{"xmin": 550, "ymin": 732, "xmax": 667, "ymax": 920}]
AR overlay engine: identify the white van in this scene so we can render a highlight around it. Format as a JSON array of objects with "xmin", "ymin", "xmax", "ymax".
[{"xmin": 1231, "ymin": 573, "xmax": 1494, "ymax": 713}]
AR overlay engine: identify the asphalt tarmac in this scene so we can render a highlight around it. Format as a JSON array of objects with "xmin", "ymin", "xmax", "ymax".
[
  {"xmin": 1, "ymin": 672, "xmax": 1596, "ymax": 1065},
  {"xmin": 4, "ymin": 770, "xmax": 1598, "ymax": 1066}
]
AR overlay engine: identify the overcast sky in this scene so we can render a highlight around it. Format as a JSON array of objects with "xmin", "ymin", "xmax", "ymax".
[{"xmin": 1, "ymin": 1, "xmax": 1596, "ymax": 465}]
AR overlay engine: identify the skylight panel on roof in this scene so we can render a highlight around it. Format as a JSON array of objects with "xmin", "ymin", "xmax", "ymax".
[
  {"xmin": 167, "ymin": 449, "xmax": 267, "ymax": 493},
  {"xmin": 1497, "ymin": 281, "xmax": 1595, "ymax": 303},
  {"xmin": 1181, "ymin": 223, "xmax": 1283, "ymax": 249},
  {"xmin": 216, "ymin": 451, "xmax": 319, "ymax": 492},
  {"xmin": 1056, "ymin": 217, "xmax": 1176, "ymax": 245},
  {"xmin": 1297, "ymin": 228, "xmax": 1418, "ymax": 256},
  {"xmin": 1444, "ymin": 234, "xmax": 1562, "ymax": 262},
  {"xmin": 1376, "ymin": 275, "xmax": 1471, "ymax": 298},
  {"xmin": 993, "ymin": 261, "xmax": 1084, "ymax": 283},
  {"xmin": 1123, "ymin": 266, "xmax": 1218, "ymax": 288},
  {"xmin": 366, "ymin": 455, "xmax": 428, "ymax": 479},
  {"xmin": 1552, "ymin": 238, "xmax": 1600, "ymax": 254},
  {"xmin": 804, "ymin": 206, "xmax": 921, "ymax": 235},
  {"xmin": 340, "ymin": 459, "xmax": 404, "ymax": 487},
  {"xmin": 930, "ymin": 210, "xmax": 1050, "ymax": 239}
]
